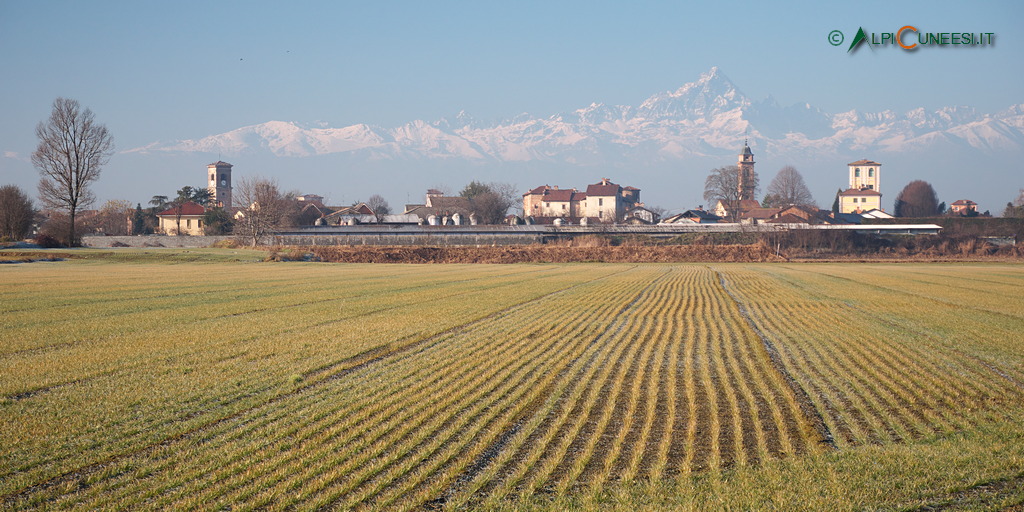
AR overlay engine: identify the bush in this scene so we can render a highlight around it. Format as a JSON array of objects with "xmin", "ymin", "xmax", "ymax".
[
  {"xmin": 33, "ymin": 234, "xmax": 64, "ymax": 248},
  {"xmin": 211, "ymin": 239, "xmax": 240, "ymax": 249}
]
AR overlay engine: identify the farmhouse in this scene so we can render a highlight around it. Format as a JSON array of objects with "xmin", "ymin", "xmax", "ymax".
[
  {"xmin": 522, "ymin": 178, "xmax": 641, "ymax": 223},
  {"xmin": 522, "ymin": 186, "xmax": 587, "ymax": 218},
  {"xmin": 156, "ymin": 201, "xmax": 206, "ymax": 235},
  {"xmin": 951, "ymin": 199, "xmax": 978, "ymax": 215}
]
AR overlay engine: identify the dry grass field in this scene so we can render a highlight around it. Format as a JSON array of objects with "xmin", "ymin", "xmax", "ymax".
[{"xmin": 1, "ymin": 251, "xmax": 1023, "ymax": 510}]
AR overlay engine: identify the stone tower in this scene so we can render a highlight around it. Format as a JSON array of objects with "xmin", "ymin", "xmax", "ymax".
[
  {"xmin": 848, "ymin": 159, "xmax": 881, "ymax": 191},
  {"xmin": 737, "ymin": 141, "xmax": 756, "ymax": 201},
  {"xmin": 207, "ymin": 161, "xmax": 233, "ymax": 208}
]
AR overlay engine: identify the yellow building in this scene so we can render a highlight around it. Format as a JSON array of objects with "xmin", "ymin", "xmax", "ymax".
[
  {"xmin": 156, "ymin": 202, "xmax": 207, "ymax": 235},
  {"xmin": 839, "ymin": 159, "xmax": 883, "ymax": 213}
]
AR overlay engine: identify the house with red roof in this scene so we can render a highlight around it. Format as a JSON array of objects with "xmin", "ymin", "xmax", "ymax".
[
  {"xmin": 522, "ymin": 178, "xmax": 641, "ymax": 223},
  {"xmin": 950, "ymin": 199, "xmax": 978, "ymax": 215},
  {"xmin": 156, "ymin": 201, "xmax": 207, "ymax": 236}
]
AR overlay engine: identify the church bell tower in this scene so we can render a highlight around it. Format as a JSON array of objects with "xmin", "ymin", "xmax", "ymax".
[
  {"xmin": 207, "ymin": 161, "xmax": 233, "ymax": 208},
  {"xmin": 737, "ymin": 141, "xmax": 756, "ymax": 201}
]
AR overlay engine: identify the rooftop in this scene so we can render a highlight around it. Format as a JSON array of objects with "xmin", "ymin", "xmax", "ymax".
[{"xmin": 156, "ymin": 201, "xmax": 206, "ymax": 216}]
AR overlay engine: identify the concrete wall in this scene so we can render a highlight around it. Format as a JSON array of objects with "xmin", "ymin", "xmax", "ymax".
[
  {"xmin": 273, "ymin": 233, "xmax": 543, "ymax": 246},
  {"xmin": 82, "ymin": 235, "xmax": 231, "ymax": 248},
  {"xmin": 82, "ymin": 233, "xmax": 544, "ymax": 248}
]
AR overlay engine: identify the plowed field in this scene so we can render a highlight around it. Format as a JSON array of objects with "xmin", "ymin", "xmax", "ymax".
[{"xmin": 2, "ymin": 259, "xmax": 1023, "ymax": 510}]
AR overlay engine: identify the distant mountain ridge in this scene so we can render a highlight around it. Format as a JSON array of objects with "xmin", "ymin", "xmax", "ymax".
[{"xmin": 126, "ymin": 67, "xmax": 1024, "ymax": 163}]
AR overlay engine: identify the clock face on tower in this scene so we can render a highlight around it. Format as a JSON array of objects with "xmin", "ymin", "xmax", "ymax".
[{"xmin": 221, "ymin": 179, "xmax": 227, "ymax": 186}]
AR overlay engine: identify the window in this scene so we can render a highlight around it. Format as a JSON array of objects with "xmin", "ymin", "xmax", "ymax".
[
  {"xmin": 545, "ymin": 202, "xmax": 550, "ymax": 208},
  {"xmin": 186, "ymin": 219, "xmax": 192, "ymax": 228},
  {"xmin": 855, "ymin": 168, "xmax": 861, "ymax": 177},
  {"xmin": 868, "ymin": 168, "xmax": 874, "ymax": 177},
  {"xmin": 210, "ymin": 173, "xmax": 215, "ymax": 181},
  {"xmin": 598, "ymin": 198, "xmax": 604, "ymax": 206},
  {"xmin": 199, "ymin": 220, "xmax": 203, "ymax": 228},
  {"xmin": 562, "ymin": 204, "xmax": 566, "ymax": 210}
]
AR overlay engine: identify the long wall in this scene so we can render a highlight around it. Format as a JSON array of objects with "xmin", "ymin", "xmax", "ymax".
[
  {"xmin": 81, "ymin": 233, "xmax": 543, "ymax": 248},
  {"xmin": 82, "ymin": 235, "xmax": 230, "ymax": 248},
  {"xmin": 82, "ymin": 222, "xmax": 943, "ymax": 249}
]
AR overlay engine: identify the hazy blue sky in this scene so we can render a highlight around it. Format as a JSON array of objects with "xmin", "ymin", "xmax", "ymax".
[{"xmin": 1, "ymin": 0, "xmax": 1021, "ymax": 207}]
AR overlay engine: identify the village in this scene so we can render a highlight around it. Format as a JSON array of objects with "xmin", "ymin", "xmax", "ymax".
[{"xmin": 135, "ymin": 142, "xmax": 982, "ymax": 240}]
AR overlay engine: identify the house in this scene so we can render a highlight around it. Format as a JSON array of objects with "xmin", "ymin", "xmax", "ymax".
[
  {"xmin": 583, "ymin": 178, "xmax": 639, "ymax": 223},
  {"xmin": 860, "ymin": 208, "xmax": 894, "ymax": 220},
  {"xmin": 762, "ymin": 204, "xmax": 821, "ymax": 224},
  {"xmin": 156, "ymin": 202, "xmax": 206, "ymax": 235},
  {"xmin": 741, "ymin": 207, "xmax": 783, "ymax": 224},
  {"xmin": 950, "ymin": 199, "xmax": 978, "ymax": 215},
  {"xmin": 521, "ymin": 186, "xmax": 587, "ymax": 218},
  {"xmin": 623, "ymin": 204, "xmax": 659, "ymax": 224},
  {"xmin": 295, "ymin": 202, "xmax": 335, "ymax": 226},
  {"xmin": 522, "ymin": 178, "xmax": 640, "ymax": 224},
  {"xmin": 404, "ymin": 190, "xmax": 474, "ymax": 223},
  {"xmin": 714, "ymin": 199, "xmax": 761, "ymax": 220},
  {"xmin": 662, "ymin": 209, "xmax": 723, "ymax": 224},
  {"xmin": 323, "ymin": 202, "xmax": 375, "ymax": 225}
]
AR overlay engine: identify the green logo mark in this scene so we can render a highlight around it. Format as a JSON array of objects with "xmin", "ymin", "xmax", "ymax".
[{"xmin": 848, "ymin": 27, "xmax": 868, "ymax": 52}]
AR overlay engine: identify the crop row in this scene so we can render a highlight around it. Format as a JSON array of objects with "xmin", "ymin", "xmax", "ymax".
[
  {"xmin": 4, "ymin": 264, "xmax": 824, "ymax": 510},
  {"xmin": 5, "ymin": 262, "xmax": 1022, "ymax": 510},
  {"xmin": 715, "ymin": 264, "xmax": 1024, "ymax": 449}
]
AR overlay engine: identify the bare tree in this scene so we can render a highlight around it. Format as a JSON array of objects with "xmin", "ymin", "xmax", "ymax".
[
  {"xmin": 765, "ymin": 166, "xmax": 816, "ymax": 207},
  {"xmin": 0, "ymin": 185, "xmax": 35, "ymax": 240},
  {"xmin": 460, "ymin": 181, "xmax": 518, "ymax": 224},
  {"xmin": 93, "ymin": 199, "xmax": 133, "ymax": 235},
  {"xmin": 894, "ymin": 180, "xmax": 940, "ymax": 217},
  {"xmin": 703, "ymin": 166, "xmax": 742, "ymax": 220},
  {"xmin": 234, "ymin": 177, "xmax": 296, "ymax": 247},
  {"xmin": 366, "ymin": 194, "xmax": 391, "ymax": 223},
  {"xmin": 33, "ymin": 98, "xmax": 114, "ymax": 246},
  {"xmin": 647, "ymin": 205, "xmax": 668, "ymax": 222}
]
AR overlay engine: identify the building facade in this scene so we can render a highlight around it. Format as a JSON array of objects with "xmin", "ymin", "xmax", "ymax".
[
  {"xmin": 950, "ymin": 199, "xmax": 978, "ymax": 215},
  {"xmin": 156, "ymin": 202, "xmax": 206, "ymax": 235},
  {"xmin": 582, "ymin": 178, "xmax": 639, "ymax": 223}
]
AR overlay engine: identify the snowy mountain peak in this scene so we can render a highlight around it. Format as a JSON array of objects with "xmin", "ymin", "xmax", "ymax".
[{"xmin": 635, "ymin": 67, "xmax": 749, "ymax": 120}]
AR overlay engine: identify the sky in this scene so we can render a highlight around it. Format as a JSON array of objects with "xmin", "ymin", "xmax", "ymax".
[{"xmin": 1, "ymin": 0, "xmax": 1022, "ymax": 211}]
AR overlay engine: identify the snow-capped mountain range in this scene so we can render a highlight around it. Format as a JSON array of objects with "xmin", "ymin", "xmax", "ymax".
[{"xmin": 128, "ymin": 67, "xmax": 1024, "ymax": 163}]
